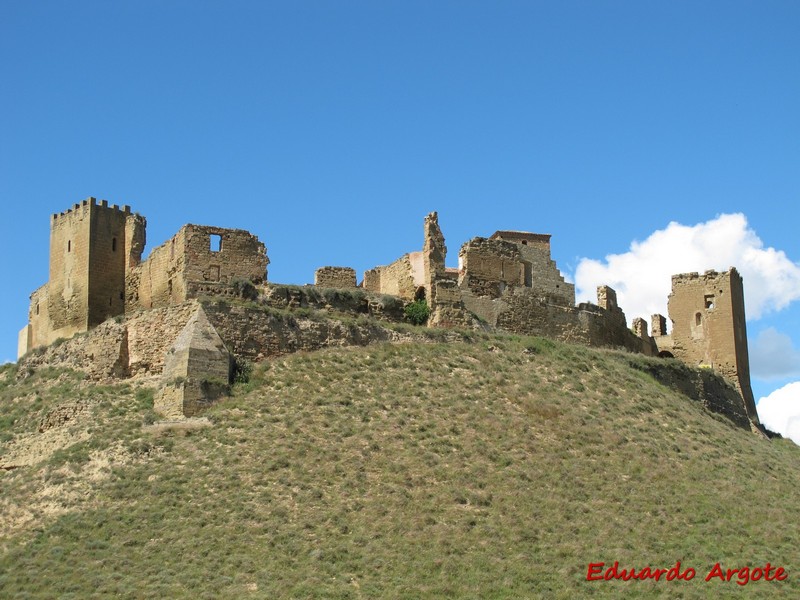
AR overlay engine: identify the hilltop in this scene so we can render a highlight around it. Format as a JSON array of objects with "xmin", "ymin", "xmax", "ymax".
[{"xmin": 1, "ymin": 332, "xmax": 798, "ymax": 599}]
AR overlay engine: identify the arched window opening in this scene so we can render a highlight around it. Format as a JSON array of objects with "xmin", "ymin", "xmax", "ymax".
[
  {"xmin": 695, "ymin": 312, "xmax": 702, "ymax": 326},
  {"xmin": 414, "ymin": 286, "xmax": 426, "ymax": 301}
]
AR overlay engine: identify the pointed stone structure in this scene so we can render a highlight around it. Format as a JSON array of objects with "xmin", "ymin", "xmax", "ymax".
[{"xmin": 155, "ymin": 304, "xmax": 232, "ymax": 418}]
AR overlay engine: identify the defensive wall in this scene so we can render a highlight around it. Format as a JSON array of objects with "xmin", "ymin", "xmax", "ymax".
[{"xmin": 17, "ymin": 199, "xmax": 758, "ymax": 428}]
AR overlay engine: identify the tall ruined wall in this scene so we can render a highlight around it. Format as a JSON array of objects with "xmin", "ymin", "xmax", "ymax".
[
  {"xmin": 25, "ymin": 285, "xmax": 50, "ymax": 351},
  {"xmin": 181, "ymin": 225, "xmax": 268, "ymax": 287},
  {"xmin": 127, "ymin": 228, "xmax": 188, "ymax": 311},
  {"xmin": 127, "ymin": 224, "xmax": 269, "ymax": 311},
  {"xmin": 422, "ymin": 212, "xmax": 447, "ymax": 304},
  {"xmin": 363, "ymin": 252, "xmax": 423, "ymax": 300},
  {"xmin": 664, "ymin": 269, "xmax": 756, "ymax": 420},
  {"xmin": 458, "ymin": 238, "xmax": 523, "ymax": 297},
  {"xmin": 490, "ymin": 232, "xmax": 575, "ymax": 306}
]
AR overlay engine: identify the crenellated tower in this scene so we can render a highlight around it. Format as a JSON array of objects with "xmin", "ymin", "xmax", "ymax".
[{"xmin": 19, "ymin": 198, "xmax": 146, "ymax": 355}]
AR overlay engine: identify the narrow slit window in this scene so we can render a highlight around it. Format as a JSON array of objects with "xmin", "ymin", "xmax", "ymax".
[
  {"xmin": 210, "ymin": 234, "xmax": 222, "ymax": 252},
  {"xmin": 67, "ymin": 240, "xmax": 71, "ymax": 252},
  {"xmin": 695, "ymin": 312, "xmax": 702, "ymax": 326},
  {"xmin": 112, "ymin": 237, "xmax": 117, "ymax": 252}
]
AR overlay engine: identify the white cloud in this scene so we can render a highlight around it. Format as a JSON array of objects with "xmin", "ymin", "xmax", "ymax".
[
  {"xmin": 757, "ymin": 382, "xmax": 800, "ymax": 444},
  {"xmin": 574, "ymin": 213, "xmax": 800, "ymax": 324},
  {"xmin": 750, "ymin": 328, "xmax": 800, "ymax": 380}
]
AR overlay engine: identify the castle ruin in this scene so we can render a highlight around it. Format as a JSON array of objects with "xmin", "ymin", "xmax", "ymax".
[{"xmin": 17, "ymin": 199, "xmax": 758, "ymax": 428}]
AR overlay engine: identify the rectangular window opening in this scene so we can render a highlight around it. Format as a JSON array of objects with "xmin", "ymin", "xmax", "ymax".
[{"xmin": 210, "ymin": 234, "xmax": 222, "ymax": 252}]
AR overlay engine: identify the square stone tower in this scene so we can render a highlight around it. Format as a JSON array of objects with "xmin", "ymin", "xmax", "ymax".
[
  {"xmin": 665, "ymin": 268, "xmax": 757, "ymax": 420},
  {"xmin": 21, "ymin": 198, "xmax": 146, "ymax": 353}
]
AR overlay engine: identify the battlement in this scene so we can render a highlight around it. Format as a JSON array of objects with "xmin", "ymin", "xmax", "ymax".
[
  {"xmin": 671, "ymin": 268, "xmax": 741, "ymax": 284},
  {"xmin": 52, "ymin": 197, "xmax": 133, "ymax": 221}
]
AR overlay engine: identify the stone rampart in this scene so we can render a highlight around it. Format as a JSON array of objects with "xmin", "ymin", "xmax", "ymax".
[{"xmin": 315, "ymin": 267, "xmax": 357, "ymax": 288}]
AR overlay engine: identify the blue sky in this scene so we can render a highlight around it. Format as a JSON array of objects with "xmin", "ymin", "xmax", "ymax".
[{"xmin": 2, "ymin": 2, "xmax": 798, "ymax": 435}]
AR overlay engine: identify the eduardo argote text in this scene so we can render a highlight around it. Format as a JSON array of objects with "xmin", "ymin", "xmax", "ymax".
[{"xmin": 587, "ymin": 561, "xmax": 787, "ymax": 586}]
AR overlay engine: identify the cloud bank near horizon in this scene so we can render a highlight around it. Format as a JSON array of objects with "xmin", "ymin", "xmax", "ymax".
[
  {"xmin": 573, "ymin": 213, "xmax": 800, "ymax": 324},
  {"xmin": 757, "ymin": 382, "xmax": 800, "ymax": 445}
]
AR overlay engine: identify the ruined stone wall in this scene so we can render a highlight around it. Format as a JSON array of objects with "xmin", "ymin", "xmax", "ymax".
[
  {"xmin": 518, "ymin": 243, "xmax": 575, "ymax": 305},
  {"xmin": 127, "ymin": 224, "xmax": 268, "ymax": 312},
  {"xmin": 362, "ymin": 269, "xmax": 381, "ymax": 292},
  {"xmin": 364, "ymin": 253, "xmax": 421, "ymax": 300},
  {"xmin": 458, "ymin": 238, "xmax": 522, "ymax": 298},
  {"xmin": 181, "ymin": 225, "xmax": 268, "ymax": 287},
  {"xmin": 202, "ymin": 300, "xmax": 417, "ymax": 361},
  {"xmin": 315, "ymin": 266, "xmax": 357, "ymax": 288},
  {"xmin": 25, "ymin": 285, "xmax": 50, "ymax": 352},
  {"xmin": 488, "ymin": 231, "xmax": 575, "ymax": 305},
  {"xmin": 262, "ymin": 284, "xmax": 406, "ymax": 322},
  {"xmin": 422, "ymin": 212, "xmax": 447, "ymax": 305},
  {"xmin": 127, "ymin": 228, "xmax": 188, "ymax": 311},
  {"xmin": 125, "ymin": 302, "xmax": 199, "ymax": 375},
  {"xmin": 627, "ymin": 356, "xmax": 753, "ymax": 430},
  {"xmin": 665, "ymin": 269, "xmax": 756, "ymax": 420}
]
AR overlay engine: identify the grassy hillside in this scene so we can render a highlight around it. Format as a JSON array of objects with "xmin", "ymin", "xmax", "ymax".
[{"xmin": 1, "ymin": 335, "xmax": 799, "ymax": 599}]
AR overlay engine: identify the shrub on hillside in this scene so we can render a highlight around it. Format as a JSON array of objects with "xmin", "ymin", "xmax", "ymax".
[{"xmin": 404, "ymin": 299, "xmax": 430, "ymax": 325}]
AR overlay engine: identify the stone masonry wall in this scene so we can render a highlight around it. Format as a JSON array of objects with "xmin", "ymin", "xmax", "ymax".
[
  {"xmin": 181, "ymin": 225, "xmax": 268, "ymax": 288},
  {"xmin": 26, "ymin": 285, "xmax": 50, "ymax": 351},
  {"xmin": 47, "ymin": 201, "xmax": 92, "ymax": 338},
  {"xmin": 364, "ymin": 253, "xmax": 420, "ymax": 300},
  {"xmin": 127, "ymin": 224, "xmax": 269, "ymax": 312},
  {"xmin": 489, "ymin": 232, "xmax": 574, "ymax": 306},
  {"xmin": 87, "ymin": 202, "xmax": 143, "ymax": 328},
  {"xmin": 663, "ymin": 269, "xmax": 756, "ymax": 420},
  {"xmin": 315, "ymin": 266, "xmax": 357, "ymax": 288},
  {"xmin": 127, "ymin": 228, "xmax": 188, "ymax": 311},
  {"xmin": 458, "ymin": 238, "xmax": 522, "ymax": 298}
]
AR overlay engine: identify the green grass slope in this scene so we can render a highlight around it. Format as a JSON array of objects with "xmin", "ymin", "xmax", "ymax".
[{"xmin": 1, "ymin": 336, "xmax": 798, "ymax": 599}]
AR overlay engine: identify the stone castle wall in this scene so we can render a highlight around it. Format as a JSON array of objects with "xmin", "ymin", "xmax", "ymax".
[
  {"xmin": 127, "ymin": 225, "xmax": 268, "ymax": 312},
  {"xmin": 18, "ymin": 200, "xmax": 757, "ymax": 430},
  {"xmin": 314, "ymin": 266, "xmax": 357, "ymax": 288},
  {"xmin": 656, "ymin": 269, "xmax": 756, "ymax": 420},
  {"xmin": 21, "ymin": 199, "xmax": 145, "ymax": 353},
  {"xmin": 362, "ymin": 252, "xmax": 423, "ymax": 300}
]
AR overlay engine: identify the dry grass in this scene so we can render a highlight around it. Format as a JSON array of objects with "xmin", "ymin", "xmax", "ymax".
[{"xmin": 1, "ymin": 338, "xmax": 798, "ymax": 599}]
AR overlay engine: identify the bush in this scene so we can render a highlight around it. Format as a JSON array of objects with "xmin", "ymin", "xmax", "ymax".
[
  {"xmin": 231, "ymin": 278, "xmax": 258, "ymax": 301},
  {"xmin": 232, "ymin": 356, "xmax": 253, "ymax": 384},
  {"xmin": 404, "ymin": 299, "xmax": 430, "ymax": 326}
]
